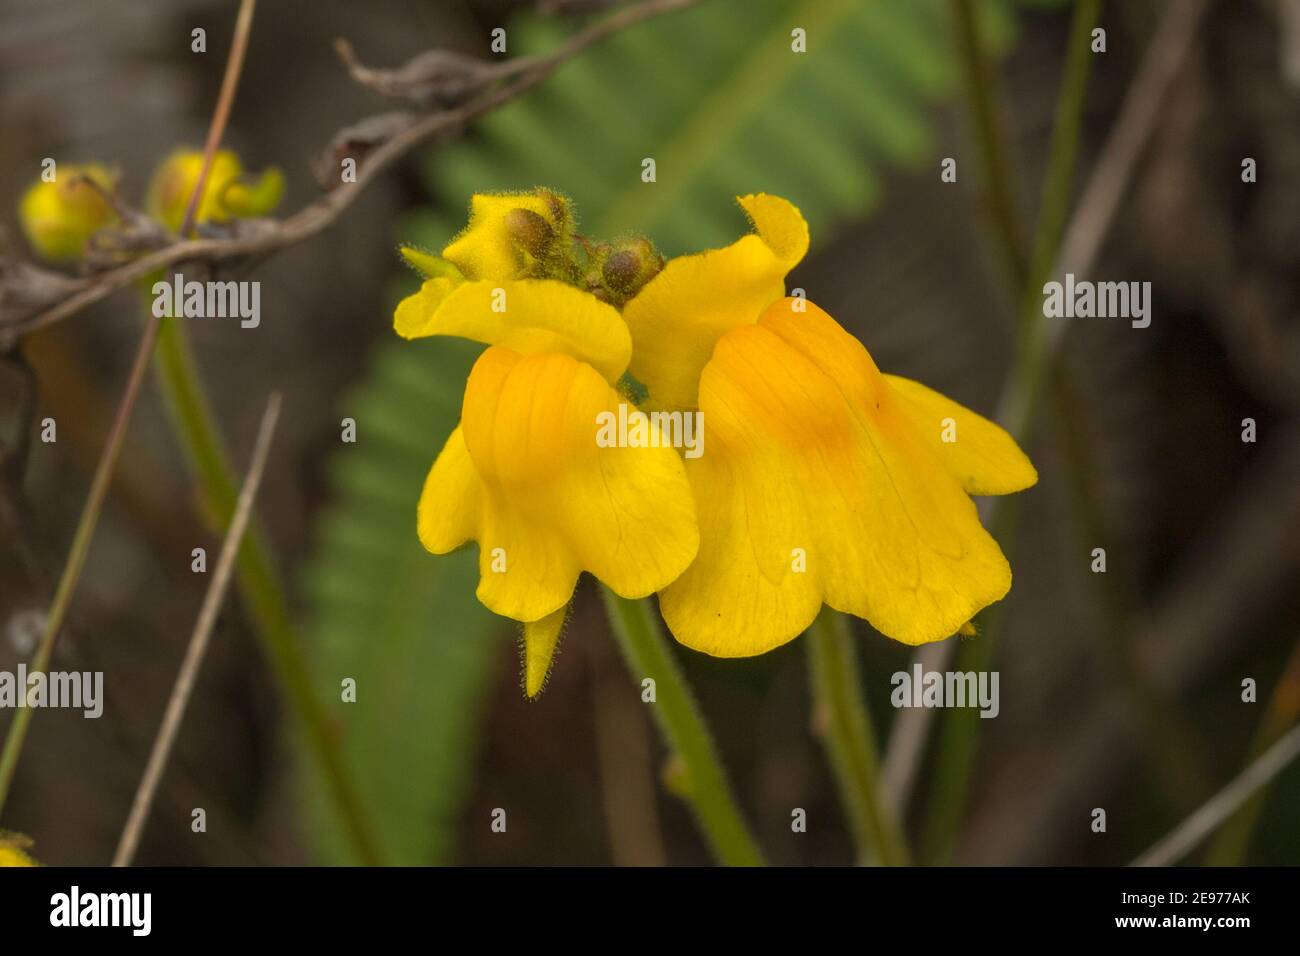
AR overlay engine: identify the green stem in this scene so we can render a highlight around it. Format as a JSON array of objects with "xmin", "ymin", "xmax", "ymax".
[
  {"xmin": 808, "ymin": 609, "xmax": 909, "ymax": 865},
  {"xmin": 600, "ymin": 589, "xmax": 764, "ymax": 866},
  {"xmin": 0, "ymin": 317, "xmax": 164, "ymax": 818},
  {"xmin": 1005, "ymin": 0, "xmax": 1102, "ymax": 440},
  {"xmin": 151, "ymin": 305, "xmax": 382, "ymax": 866},
  {"xmin": 950, "ymin": 0, "xmax": 1028, "ymax": 289}
]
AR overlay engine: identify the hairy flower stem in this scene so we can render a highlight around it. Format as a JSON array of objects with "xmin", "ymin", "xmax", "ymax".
[
  {"xmin": 600, "ymin": 589, "xmax": 765, "ymax": 866},
  {"xmin": 808, "ymin": 609, "xmax": 910, "ymax": 865},
  {"xmin": 151, "ymin": 306, "xmax": 382, "ymax": 866}
]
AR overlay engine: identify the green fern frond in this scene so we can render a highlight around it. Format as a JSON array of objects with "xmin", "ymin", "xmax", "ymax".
[
  {"xmin": 300, "ymin": 336, "xmax": 504, "ymax": 866},
  {"xmin": 419, "ymin": 0, "xmax": 1017, "ymax": 255}
]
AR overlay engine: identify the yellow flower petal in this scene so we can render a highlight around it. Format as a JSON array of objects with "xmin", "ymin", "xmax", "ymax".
[
  {"xmin": 18, "ymin": 163, "xmax": 119, "ymax": 261},
  {"xmin": 0, "ymin": 845, "xmax": 36, "ymax": 866},
  {"xmin": 418, "ymin": 347, "xmax": 698, "ymax": 623},
  {"xmin": 739, "ymin": 192, "xmax": 811, "ymax": 261},
  {"xmin": 522, "ymin": 606, "xmax": 568, "ymax": 699},
  {"xmin": 623, "ymin": 193, "xmax": 809, "ymax": 411},
  {"xmin": 394, "ymin": 276, "xmax": 460, "ymax": 340},
  {"xmin": 417, "ymin": 425, "xmax": 482, "ymax": 554},
  {"xmin": 659, "ymin": 299, "xmax": 1030, "ymax": 656},
  {"xmin": 883, "ymin": 375, "xmax": 1038, "ymax": 496},
  {"xmin": 393, "ymin": 279, "xmax": 632, "ymax": 383},
  {"xmin": 442, "ymin": 191, "xmax": 569, "ymax": 281}
]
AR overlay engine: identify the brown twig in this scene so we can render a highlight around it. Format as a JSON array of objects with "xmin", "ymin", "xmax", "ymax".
[
  {"xmin": 178, "ymin": 0, "xmax": 258, "ymax": 239},
  {"xmin": 0, "ymin": 0, "xmax": 260, "ymax": 822},
  {"xmin": 1132, "ymin": 722, "xmax": 1300, "ymax": 867},
  {"xmin": 0, "ymin": 0, "xmax": 699, "ymax": 343},
  {"xmin": 112, "ymin": 393, "xmax": 282, "ymax": 867}
]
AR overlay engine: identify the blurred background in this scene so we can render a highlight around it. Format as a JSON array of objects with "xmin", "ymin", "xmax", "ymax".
[{"xmin": 1, "ymin": 0, "xmax": 1298, "ymax": 866}]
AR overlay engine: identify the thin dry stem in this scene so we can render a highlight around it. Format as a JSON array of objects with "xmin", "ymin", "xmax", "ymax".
[{"xmin": 112, "ymin": 393, "xmax": 282, "ymax": 868}]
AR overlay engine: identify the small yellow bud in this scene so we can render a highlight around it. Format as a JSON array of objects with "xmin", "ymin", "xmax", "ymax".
[
  {"xmin": 18, "ymin": 163, "xmax": 119, "ymax": 261},
  {"xmin": 145, "ymin": 148, "xmax": 283, "ymax": 233}
]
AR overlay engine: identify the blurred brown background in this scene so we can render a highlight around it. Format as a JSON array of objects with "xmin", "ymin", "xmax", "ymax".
[{"xmin": 1, "ymin": 0, "xmax": 1297, "ymax": 866}]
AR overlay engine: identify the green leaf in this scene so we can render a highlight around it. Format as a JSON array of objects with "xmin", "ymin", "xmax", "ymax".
[
  {"xmin": 300, "ymin": 335, "xmax": 508, "ymax": 865},
  {"xmin": 421, "ymin": 0, "xmax": 1018, "ymax": 256}
]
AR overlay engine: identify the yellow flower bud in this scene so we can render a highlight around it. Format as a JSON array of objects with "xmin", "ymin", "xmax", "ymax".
[
  {"xmin": 145, "ymin": 148, "xmax": 283, "ymax": 233},
  {"xmin": 18, "ymin": 163, "xmax": 119, "ymax": 261}
]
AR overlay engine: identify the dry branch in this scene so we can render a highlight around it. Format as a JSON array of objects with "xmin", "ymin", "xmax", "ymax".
[{"xmin": 0, "ymin": 0, "xmax": 697, "ymax": 345}]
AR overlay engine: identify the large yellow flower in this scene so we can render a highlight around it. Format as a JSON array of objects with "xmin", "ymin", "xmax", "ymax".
[
  {"xmin": 623, "ymin": 195, "xmax": 1037, "ymax": 656},
  {"xmin": 396, "ymin": 196, "xmax": 697, "ymax": 694},
  {"xmin": 400, "ymin": 189, "xmax": 1035, "ymax": 680}
]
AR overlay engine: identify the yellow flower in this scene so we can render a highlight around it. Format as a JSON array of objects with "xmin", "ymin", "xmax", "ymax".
[
  {"xmin": 400, "ymin": 189, "xmax": 1035, "ymax": 678},
  {"xmin": 145, "ymin": 148, "xmax": 284, "ymax": 232},
  {"xmin": 621, "ymin": 195, "xmax": 1036, "ymax": 655},
  {"xmin": 399, "ymin": 269, "xmax": 697, "ymax": 696},
  {"xmin": 658, "ymin": 298, "xmax": 1036, "ymax": 655},
  {"xmin": 18, "ymin": 163, "xmax": 119, "ymax": 261}
]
